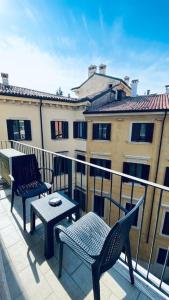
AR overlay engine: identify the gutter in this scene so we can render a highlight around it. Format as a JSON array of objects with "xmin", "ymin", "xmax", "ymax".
[{"xmin": 146, "ymin": 110, "xmax": 167, "ymax": 243}]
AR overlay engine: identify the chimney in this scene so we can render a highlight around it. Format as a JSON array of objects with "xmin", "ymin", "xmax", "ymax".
[
  {"xmin": 99, "ymin": 64, "xmax": 106, "ymax": 75},
  {"xmin": 165, "ymin": 85, "xmax": 169, "ymax": 94},
  {"xmin": 1, "ymin": 73, "xmax": 9, "ymax": 85},
  {"xmin": 124, "ymin": 76, "xmax": 130, "ymax": 85},
  {"xmin": 131, "ymin": 79, "xmax": 139, "ymax": 97},
  {"xmin": 88, "ymin": 65, "xmax": 97, "ymax": 77},
  {"xmin": 147, "ymin": 89, "xmax": 150, "ymax": 95}
]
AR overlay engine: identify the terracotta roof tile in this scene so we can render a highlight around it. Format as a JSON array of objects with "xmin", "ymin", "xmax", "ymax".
[{"xmin": 85, "ymin": 94, "xmax": 169, "ymax": 114}]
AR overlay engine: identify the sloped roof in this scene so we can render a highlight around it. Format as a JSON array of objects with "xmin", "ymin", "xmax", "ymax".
[
  {"xmin": 71, "ymin": 72, "xmax": 131, "ymax": 90},
  {"xmin": 0, "ymin": 83, "xmax": 88, "ymax": 103},
  {"xmin": 84, "ymin": 94, "xmax": 169, "ymax": 114}
]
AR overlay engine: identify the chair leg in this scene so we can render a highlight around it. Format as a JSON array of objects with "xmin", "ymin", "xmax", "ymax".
[
  {"xmin": 48, "ymin": 188, "xmax": 52, "ymax": 195},
  {"xmin": 11, "ymin": 190, "xmax": 14, "ymax": 212},
  {"xmin": 22, "ymin": 198, "xmax": 26, "ymax": 231},
  {"xmin": 125, "ymin": 239, "xmax": 134, "ymax": 285},
  {"xmin": 92, "ymin": 265, "xmax": 100, "ymax": 300},
  {"xmin": 58, "ymin": 242, "xmax": 63, "ymax": 278}
]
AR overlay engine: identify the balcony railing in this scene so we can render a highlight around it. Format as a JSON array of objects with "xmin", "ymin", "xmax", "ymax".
[{"xmin": 0, "ymin": 140, "xmax": 169, "ymax": 297}]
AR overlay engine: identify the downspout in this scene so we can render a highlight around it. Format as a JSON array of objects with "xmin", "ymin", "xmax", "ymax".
[
  {"xmin": 146, "ymin": 110, "xmax": 167, "ymax": 243},
  {"xmin": 39, "ymin": 99, "xmax": 44, "ymax": 149}
]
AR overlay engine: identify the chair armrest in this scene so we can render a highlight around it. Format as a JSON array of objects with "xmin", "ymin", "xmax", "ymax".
[
  {"xmin": 38, "ymin": 168, "xmax": 54, "ymax": 185},
  {"xmin": 8, "ymin": 174, "xmax": 15, "ymax": 182},
  {"xmin": 106, "ymin": 196, "xmax": 128, "ymax": 213}
]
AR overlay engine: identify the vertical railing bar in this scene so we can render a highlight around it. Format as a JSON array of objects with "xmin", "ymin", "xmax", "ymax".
[
  {"xmin": 93, "ymin": 168, "xmax": 96, "ymax": 213},
  {"xmin": 108, "ymin": 173, "xmax": 113, "ymax": 226},
  {"xmin": 159, "ymin": 246, "xmax": 169, "ymax": 289},
  {"xmin": 86, "ymin": 164, "xmax": 89, "ymax": 213},
  {"xmin": 147, "ymin": 188, "xmax": 163, "ymax": 277},
  {"xmin": 119, "ymin": 176, "xmax": 123, "ymax": 220},
  {"xmin": 80, "ymin": 161, "xmax": 83, "ymax": 213},
  {"xmin": 131, "ymin": 180, "xmax": 134, "ymax": 205},
  {"xmin": 135, "ymin": 184, "xmax": 148, "ymax": 269}
]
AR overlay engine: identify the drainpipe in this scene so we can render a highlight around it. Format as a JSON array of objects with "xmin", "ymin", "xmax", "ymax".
[
  {"xmin": 39, "ymin": 99, "xmax": 44, "ymax": 149},
  {"xmin": 146, "ymin": 110, "xmax": 167, "ymax": 243}
]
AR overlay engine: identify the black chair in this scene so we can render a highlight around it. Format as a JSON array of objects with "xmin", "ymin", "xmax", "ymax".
[
  {"xmin": 10, "ymin": 154, "xmax": 54, "ymax": 230},
  {"xmin": 55, "ymin": 195, "xmax": 144, "ymax": 300}
]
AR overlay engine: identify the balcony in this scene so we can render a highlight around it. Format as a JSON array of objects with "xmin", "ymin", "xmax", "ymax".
[{"xmin": 0, "ymin": 140, "xmax": 169, "ymax": 300}]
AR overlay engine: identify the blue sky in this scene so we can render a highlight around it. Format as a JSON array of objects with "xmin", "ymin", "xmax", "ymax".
[{"xmin": 0, "ymin": 0, "xmax": 169, "ymax": 96}]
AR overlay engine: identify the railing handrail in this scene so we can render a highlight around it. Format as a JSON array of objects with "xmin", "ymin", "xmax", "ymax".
[{"xmin": 3, "ymin": 140, "xmax": 169, "ymax": 192}]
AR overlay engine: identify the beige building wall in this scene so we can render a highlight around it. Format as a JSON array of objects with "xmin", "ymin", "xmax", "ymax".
[{"xmin": 72, "ymin": 74, "xmax": 131, "ymax": 98}]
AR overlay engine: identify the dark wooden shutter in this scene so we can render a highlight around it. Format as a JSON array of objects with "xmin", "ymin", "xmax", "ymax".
[
  {"xmin": 93, "ymin": 124, "xmax": 98, "ymax": 139},
  {"xmin": 141, "ymin": 164, "xmax": 150, "ymax": 180},
  {"xmin": 51, "ymin": 121, "xmax": 56, "ymax": 139},
  {"xmin": 6, "ymin": 120, "xmax": 14, "ymax": 140},
  {"xmin": 63, "ymin": 122, "xmax": 68, "ymax": 139},
  {"xmin": 105, "ymin": 160, "xmax": 111, "ymax": 179},
  {"xmin": 123, "ymin": 162, "xmax": 130, "ymax": 182},
  {"xmin": 106, "ymin": 124, "xmax": 111, "ymax": 140},
  {"xmin": 164, "ymin": 167, "xmax": 169, "ymax": 186},
  {"xmin": 94, "ymin": 195, "xmax": 104, "ymax": 217},
  {"xmin": 162, "ymin": 212, "xmax": 169, "ymax": 235},
  {"xmin": 90, "ymin": 158, "xmax": 96, "ymax": 176},
  {"xmin": 146, "ymin": 123, "xmax": 154, "ymax": 142},
  {"xmin": 73, "ymin": 122, "xmax": 77, "ymax": 138},
  {"xmin": 131, "ymin": 123, "xmax": 141, "ymax": 142},
  {"xmin": 83, "ymin": 122, "xmax": 87, "ymax": 139},
  {"xmin": 24, "ymin": 120, "xmax": 32, "ymax": 140}
]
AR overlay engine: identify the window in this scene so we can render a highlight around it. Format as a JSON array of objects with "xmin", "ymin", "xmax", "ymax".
[
  {"xmin": 125, "ymin": 203, "xmax": 139, "ymax": 227},
  {"xmin": 94, "ymin": 195, "xmax": 105, "ymax": 217},
  {"xmin": 131, "ymin": 123, "xmax": 154, "ymax": 142},
  {"xmin": 162, "ymin": 211, "xmax": 169, "ymax": 236},
  {"xmin": 54, "ymin": 156, "xmax": 69, "ymax": 175},
  {"xmin": 73, "ymin": 121, "xmax": 87, "ymax": 139},
  {"xmin": 51, "ymin": 121, "xmax": 68, "ymax": 139},
  {"xmin": 157, "ymin": 248, "xmax": 169, "ymax": 266},
  {"xmin": 93, "ymin": 123, "xmax": 111, "ymax": 140},
  {"xmin": 90, "ymin": 158, "xmax": 111, "ymax": 179},
  {"xmin": 164, "ymin": 167, "xmax": 169, "ymax": 186},
  {"xmin": 76, "ymin": 154, "xmax": 86, "ymax": 175},
  {"xmin": 6, "ymin": 119, "xmax": 32, "ymax": 141},
  {"xmin": 123, "ymin": 162, "xmax": 150, "ymax": 183},
  {"xmin": 74, "ymin": 188, "xmax": 86, "ymax": 211}
]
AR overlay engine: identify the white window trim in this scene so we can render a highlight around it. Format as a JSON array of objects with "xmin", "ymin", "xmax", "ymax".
[
  {"xmin": 129, "ymin": 121, "xmax": 154, "ymax": 144},
  {"xmin": 159, "ymin": 209, "xmax": 169, "ymax": 238},
  {"xmin": 122, "ymin": 195, "xmax": 143, "ymax": 229}
]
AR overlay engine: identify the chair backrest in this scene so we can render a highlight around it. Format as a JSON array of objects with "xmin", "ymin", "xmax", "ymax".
[
  {"xmin": 99, "ymin": 195, "xmax": 144, "ymax": 273},
  {"xmin": 12, "ymin": 154, "xmax": 41, "ymax": 190}
]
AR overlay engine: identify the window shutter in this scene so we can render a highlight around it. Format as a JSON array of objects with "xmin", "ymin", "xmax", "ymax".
[
  {"xmin": 6, "ymin": 120, "xmax": 14, "ymax": 140},
  {"xmin": 83, "ymin": 122, "xmax": 87, "ymax": 139},
  {"xmin": 146, "ymin": 123, "xmax": 154, "ymax": 142},
  {"xmin": 131, "ymin": 123, "xmax": 141, "ymax": 142},
  {"xmin": 73, "ymin": 122, "xmax": 77, "ymax": 138},
  {"xmin": 105, "ymin": 160, "xmax": 111, "ymax": 179},
  {"xmin": 106, "ymin": 124, "xmax": 111, "ymax": 140},
  {"xmin": 50, "ymin": 121, "xmax": 56, "ymax": 139},
  {"xmin": 93, "ymin": 124, "xmax": 98, "ymax": 139},
  {"xmin": 142, "ymin": 164, "xmax": 150, "ymax": 180},
  {"xmin": 24, "ymin": 120, "xmax": 32, "ymax": 140},
  {"xmin": 164, "ymin": 167, "xmax": 169, "ymax": 186},
  {"xmin": 90, "ymin": 158, "xmax": 95, "ymax": 176},
  {"xmin": 123, "ymin": 162, "xmax": 130, "ymax": 182},
  {"xmin": 63, "ymin": 122, "xmax": 68, "ymax": 139}
]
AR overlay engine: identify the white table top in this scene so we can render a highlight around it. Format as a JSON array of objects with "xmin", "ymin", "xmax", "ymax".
[{"xmin": 0, "ymin": 148, "xmax": 25, "ymax": 158}]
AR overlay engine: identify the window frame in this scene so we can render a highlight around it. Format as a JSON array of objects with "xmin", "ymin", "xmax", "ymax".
[
  {"xmin": 129, "ymin": 122, "xmax": 154, "ymax": 143},
  {"xmin": 53, "ymin": 156, "xmax": 69, "ymax": 176},
  {"xmin": 92, "ymin": 123, "xmax": 111, "ymax": 141},
  {"xmin": 93, "ymin": 194, "xmax": 105, "ymax": 218},
  {"xmin": 156, "ymin": 247, "xmax": 169, "ymax": 267},
  {"xmin": 76, "ymin": 154, "xmax": 86, "ymax": 175},
  {"xmin": 90, "ymin": 158, "xmax": 111, "ymax": 180},
  {"xmin": 122, "ymin": 162, "xmax": 150, "ymax": 184},
  {"xmin": 73, "ymin": 121, "xmax": 87, "ymax": 139},
  {"xmin": 6, "ymin": 119, "xmax": 32, "ymax": 141},
  {"xmin": 51, "ymin": 120, "xmax": 68, "ymax": 140},
  {"xmin": 160, "ymin": 209, "xmax": 169, "ymax": 238}
]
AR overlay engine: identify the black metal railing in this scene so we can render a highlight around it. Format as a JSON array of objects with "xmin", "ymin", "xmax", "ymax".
[{"xmin": 0, "ymin": 140, "xmax": 169, "ymax": 296}]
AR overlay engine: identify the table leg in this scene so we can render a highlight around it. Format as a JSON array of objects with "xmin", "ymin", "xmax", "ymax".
[
  {"xmin": 30, "ymin": 207, "xmax": 35, "ymax": 234},
  {"xmin": 44, "ymin": 223, "xmax": 54, "ymax": 259}
]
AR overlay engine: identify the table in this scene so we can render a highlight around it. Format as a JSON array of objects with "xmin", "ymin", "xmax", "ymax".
[
  {"xmin": 0, "ymin": 149, "xmax": 25, "ymax": 185},
  {"xmin": 30, "ymin": 192, "xmax": 79, "ymax": 259}
]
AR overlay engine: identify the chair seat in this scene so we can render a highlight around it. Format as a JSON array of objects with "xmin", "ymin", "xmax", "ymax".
[
  {"xmin": 17, "ymin": 180, "xmax": 51, "ymax": 198},
  {"xmin": 57, "ymin": 212, "xmax": 110, "ymax": 264}
]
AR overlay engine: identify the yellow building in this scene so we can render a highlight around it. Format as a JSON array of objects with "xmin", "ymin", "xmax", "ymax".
[{"xmin": 84, "ymin": 92, "xmax": 169, "ymax": 280}]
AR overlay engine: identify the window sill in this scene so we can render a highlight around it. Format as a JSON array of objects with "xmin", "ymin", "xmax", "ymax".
[
  {"xmin": 74, "ymin": 138, "xmax": 86, "ymax": 140},
  {"xmin": 92, "ymin": 140, "xmax": 111, "ymax": 142},
  {"xmin": 128, "ymin": 141, "xmax": 152, "ymax": 145},
  {"xmin": 159, "ymin": 233, "xmax": 169, "ymax": 239},
  {"xmin": 123, "ymin": 182, "xmax": 144, "ymax": 187}
]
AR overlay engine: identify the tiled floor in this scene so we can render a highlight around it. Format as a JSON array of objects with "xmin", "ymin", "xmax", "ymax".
[{"xmin": 0, "ymin": 188, "xmax": 166, "ymax": 300}]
